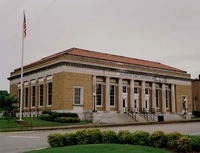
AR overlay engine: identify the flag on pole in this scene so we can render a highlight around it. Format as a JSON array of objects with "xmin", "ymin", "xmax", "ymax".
[{"xmin": 23, "ymin": 11, "xmax": 27, "ymax": 37}]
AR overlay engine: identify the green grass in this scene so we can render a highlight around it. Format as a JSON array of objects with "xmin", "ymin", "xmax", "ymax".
[
  {"xmin": 26, "ymin": 144, "xmax": 172, "ymax": 153},
  {"xmin": 0, "ymin": 117, "xmax": 90, "ymax": 132}
]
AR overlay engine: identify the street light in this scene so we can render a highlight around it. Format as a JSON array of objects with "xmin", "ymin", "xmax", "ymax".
[{"xmin": 93, "ymin": 93, "xmax": 96, "ymax": 112}]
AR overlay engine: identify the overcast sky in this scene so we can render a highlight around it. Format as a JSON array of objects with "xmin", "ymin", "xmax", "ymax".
[{"xmin": 1, "ymin": 0, "xmax": 200, "ymax": 91}]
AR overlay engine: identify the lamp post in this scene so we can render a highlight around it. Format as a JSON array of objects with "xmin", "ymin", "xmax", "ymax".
[{"xmin": 93, "ymin": 93, "xmax": 96, "ymax": 112}]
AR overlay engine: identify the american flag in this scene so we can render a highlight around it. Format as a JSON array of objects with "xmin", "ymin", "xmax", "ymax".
[{"xmin": 23, "ymin": 11, "xmax": 27, "ymax": 37}]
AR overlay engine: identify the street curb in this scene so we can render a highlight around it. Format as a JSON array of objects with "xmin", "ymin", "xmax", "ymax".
[{"xmin": 32, "ymin": 119, "xmax": 200, "ymax": 131}]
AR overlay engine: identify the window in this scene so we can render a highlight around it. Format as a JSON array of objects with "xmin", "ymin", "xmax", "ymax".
[
  {"xmin": 96, "ymin": 84, "xmax": 102, "ymax": 106},
  {"xmin": 110, "ymin": 85, "xmax": 115, "ymax": 106},
  {"xmin": 31, "ymin": 86, "xmax": 36, "ymax": 107},
  {"xmin": 24, "ymin": 87, "xmax": 28, "ymax": 108},
  {"xmin": 134, "ymin": 87, "xmax": 138, "ymax": 94},
  {"xmin": 123, "ymin": 86, "xmax": 127, "ymax": 93},
  {"xmin": 156, "ymin": 89, "xmax": 159, "ymax": 108},
  {"xmin": 74, "ymin": 87, "xmax": 83, "ymax": 105},
  {"xmin": 39, "ymin": 84, "xmax": 44, "ymax": 107},
  {"xmin": 47, "ymin": 82, "xmax": 52, "ymax": 106},
  {"xmin": 145, "ymin": 88, "xmax": 149, "ymax": 95},
  {"xmin": 165, "ymin": 90, "xmax": 169, "ymax": 108}
]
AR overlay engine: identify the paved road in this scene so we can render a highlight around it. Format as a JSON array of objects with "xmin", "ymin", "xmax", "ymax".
[{"xmin": 0, "ymin": 122, "xmax": 200, "ymax": 153}]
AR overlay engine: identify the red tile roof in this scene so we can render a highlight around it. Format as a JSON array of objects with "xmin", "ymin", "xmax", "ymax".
[{"xmin": 16, "ymin": 47, "xmax": 186, "ymax": 73}]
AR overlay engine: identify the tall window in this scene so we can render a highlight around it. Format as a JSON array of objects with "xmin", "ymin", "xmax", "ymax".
[
  {"xmin": 165, "ymin": 90, "xmax": 169, "ymax": 108},
  {"xmin": 134, "ymin": 87, "xmax": 138, "ymax": 94},
  {"xmin": 31, "ymin": 86, "xmax": 36, "ymax": 107},
  {"xmin": 24, "ymin": 87, "xmax": 28, "ymax": 108},
  {"xmin": 47, "ymin": 82, "xmax": 52, "ymax": 106},
  {"xmin": 39, "ymin": 84, "xmax": 44, "ymax": 107},
  {"xmin": 182, "ymin": 96, "xmax": 187, "ymax": 109},
  {"xmin": 74, "ymin": 87, "xmax": 83, "ymax": 105},
  {"xmin": 110, "ymin": 85, "xmax": 115, "ymax": 106},
  {"xmin": 156, "ymin": 89, "xmax": 159, "ymax": 108},
  {"xmin": 123, "ymin": 86, "xmax": 127, "ymax": 93},
  {"xmin": 145, "ymin": 88, "xmax": 149, "ymax": 95},
  {"xmin": 96, "ymin": 84, "xmax": 102, "ymax": 106}
]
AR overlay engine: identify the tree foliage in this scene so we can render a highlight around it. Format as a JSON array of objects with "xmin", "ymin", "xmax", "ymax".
[{"xmin": 0, "ymin": 90, "xmax": 18, "ymax": 117}]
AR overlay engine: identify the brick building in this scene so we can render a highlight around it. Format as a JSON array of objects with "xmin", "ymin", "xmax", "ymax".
[
  {"xmin": 8, "ymin": 48, "xmax": 192, "ymax": 120},
  {"xmin": 192, "ymin": 75, "xmax": 200, "ymax": 111}
]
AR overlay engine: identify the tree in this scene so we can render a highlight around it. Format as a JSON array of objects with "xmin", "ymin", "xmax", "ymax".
[{"xmin": 0, "ymin": 90, "xmax": 19, "ymax": 118}]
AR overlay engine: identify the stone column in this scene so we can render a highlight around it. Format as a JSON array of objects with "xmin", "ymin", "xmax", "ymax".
[
  {"xmin": 171, "ymin": 84, "xmax": 176, "ymax": 113},
  {"xmin": 152, "ymin": 82, "xmax": 156, "ymax": 110},
  {"xmin": 105, "ymin": 77, "xmax": 110, "ymax": 112},
  {"xmin": 162, "ymin": 84, "xmax": 166, "ymax": 113},
  {"xmin": 118, "ymin": 78, "xmax": 123, "ymax": 113},
  {"xmin": 130, "ymin": 80, "xmax": 134, "ymax": 111},
  {"xmin": 141, "ymin": 81, "xmax": 145, "ymax": 110}
]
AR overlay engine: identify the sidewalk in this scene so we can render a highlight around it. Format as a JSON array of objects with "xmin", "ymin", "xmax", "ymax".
[{"xmin": 32, "ymin": 118, "xmax": 200, "ymax": 131}]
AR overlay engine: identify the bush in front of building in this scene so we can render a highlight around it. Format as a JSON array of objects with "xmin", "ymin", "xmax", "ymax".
[
  {"xmin": 118, "ymin": 130, "xmax": 132, "ymax": 144},
  {"xmin": 47, "ymin": 129, "xmax": 195, "ymax": 152},
  {"xmin": 63, "ymin": 133, "xmax": 77, "ymax": 146},
  {"xmin": 40, "ymin": 110, "xmax": 80, "ymax": 123},
  {"xmin": 131, "ymin": 130, "xmax": 150, "ymax": 146},
  {"xmin": 186, "ymin": 135, "xmax": 200, "ymax": 151},
  {"xmin": 148, "ymin": 131, "xmax": 167, "ymax": 148},
  {"xmin": 48, "ymin": 133, "xmax": 64, "ymax": 147},
  {"xmin": 166, "ymin": 131, "xmax": 181, "ymax": 150},
  {"xmin": 176, "ymin": 136, "xmax": 192, "ymax": 152},
  {"xmin": 102, "ymin": 130, "xmax": 118, "ymax": 144},
  {"xmin": 75, "ymin": 129, "xmax": 102, "ymax": 145}
]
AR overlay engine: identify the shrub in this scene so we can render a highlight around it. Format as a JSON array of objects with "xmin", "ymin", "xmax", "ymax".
[
  {"xmin": 131, "ymin": 130, "xmax": 150, "ymax": 146},
  {"xmin": 87, "ymin": 129, "xmax": 102, "ymax": 144},
  {"xmin": 149, "ymin": 131, "xmax": 167, "ymax": 148},
  {"xmin": 186, "ymin": 135, "xmax": 200, "ymax": 151},
  {"xmin": 59, "ymin": 112, "xmax": 79, "ymax": 118},
  {"xmin": 102, "ymin": 130, "xmax": 118, "ymax": 144},
  {"xmin": 176, "ymin": 136, "xmax": 192, "ymax": 152},
  {"xmin": 47, "ymin": 133, "xmax": 64, "ymax": 147},
  {"xmin": 76, "ymin": 129, "xmax": 91, "ymax": 145},
  {"xmin": 166, "ymin": 131, "xmax": 181, "ymax": 149},
  {"xmin": 40, "ymin": 114, "xmax": 51, "ymax": 121},
  {"xmin": 73, "ymin": 117, "xmax": 81, "ymax": 122},
  {"xmin": 118, "ymin": 130, "xmax": 132, "ymax": 144},
  {"xmin": 63, "ymin": 133, "xmax": 77, "ymax": 146},
  {"xmin": 54, "ymin": 117, "xmax": 81, "ymax": 123}
]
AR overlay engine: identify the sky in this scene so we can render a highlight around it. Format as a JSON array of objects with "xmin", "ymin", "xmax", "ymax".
[{"xmin": 1, "ymin": 0, "xmax": 200, "ymax": 91}]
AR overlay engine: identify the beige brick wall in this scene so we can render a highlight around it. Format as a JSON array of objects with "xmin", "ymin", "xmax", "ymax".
[
  {"xmin": 52, "ymin": 72, "xmax": 93, "ymax": 111},
  {"xmin": 175, "ymin": 85, "xmax": 192, "ymax": 113}
]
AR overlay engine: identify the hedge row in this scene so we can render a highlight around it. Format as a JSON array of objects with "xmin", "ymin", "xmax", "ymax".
[
  {"xmin": 40, "ymin": 111, "xmax": 80, "ymax": 123},
  {"xmin": 47, "ymin": 129, "xmax": 200, "ymax": 152}
]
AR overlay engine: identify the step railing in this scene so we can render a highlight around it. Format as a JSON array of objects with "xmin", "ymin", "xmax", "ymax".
[{"xmin": 125, "ymin": 107, "xmax": 137, "ymax": 122}]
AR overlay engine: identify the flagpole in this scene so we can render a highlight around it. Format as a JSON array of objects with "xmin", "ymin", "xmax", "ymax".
[{"xmin": 19, "ymin": 11, "xmax": 26, "ymax": 121}]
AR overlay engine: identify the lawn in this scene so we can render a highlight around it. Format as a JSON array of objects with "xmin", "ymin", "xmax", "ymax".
[
  {"xmin": 0, "ymin": 117, "xmax": 90, "ymax": 132},
  {"xmin": 26, "ymin": 144, "xmax": 172, "ymax": 153}
]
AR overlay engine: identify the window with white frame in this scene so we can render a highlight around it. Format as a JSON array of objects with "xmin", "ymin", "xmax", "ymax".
[
  {"xmin": 96, "ymin": 84, "xmax": 102, "ymax": 106},
  {"xmin": 156, "ymin": 89, "xmax": 159, "ymax": 108},
  {"xmin": 39, "ymin": 84, "xmax": 44, "ymax": 107},
  {"xmin": 31, "ymin": 86, "xmax": 36, "ymax": 107},
  {"xmin": 47, "ymin": 82, "xmax": 52, "ymax": 106},
  {"xmin": 24, "ymin": 87, "xmax": 28, "ymax": 108},
  {"xmin": 110, "ymin": 85, "xmax": 115, "ymax": 106},
  {"xmin": 74, "ymin": 87, "xmax": 83, "ymax": 105}
]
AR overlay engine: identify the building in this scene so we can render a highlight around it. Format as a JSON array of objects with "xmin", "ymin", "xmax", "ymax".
[
  {"xmin": 192, "ymin": 75, "xmax": 200, "ymax": 111},
  {"xmin": 8, "ymin": 48, "xmax": 192, "ymax": 121}
]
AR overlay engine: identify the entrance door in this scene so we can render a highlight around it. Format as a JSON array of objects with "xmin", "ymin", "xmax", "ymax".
[
  {"xmin": 182, "ymin": 96, "xmax": 187, "ymax": 114},
  {"xmin": 134, "ymin": 99, "xmax": 139, "ymax": 113},
  {"xmin": 123, "ymin": 98, "xmax": 127, "ymax": 113}
]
